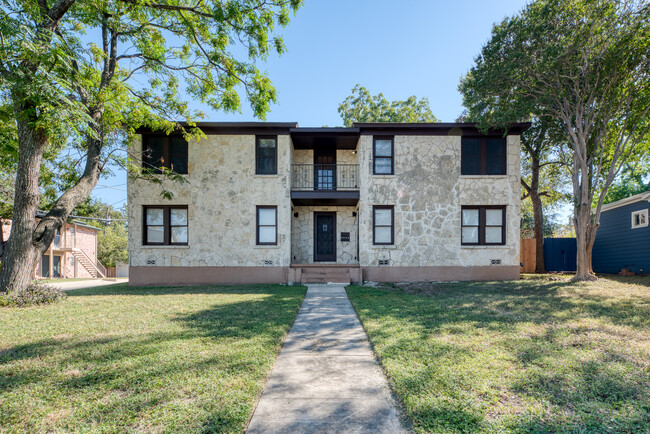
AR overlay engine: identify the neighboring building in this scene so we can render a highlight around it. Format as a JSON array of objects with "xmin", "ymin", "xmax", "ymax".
[
  {"xmin": 593, "ymin": 192, "xmax": 650, "ymax": 275},
  {"xmin": 1, "ymin": 218, "xmax": 105, "ymax": 279},
  {"xmin": 128, "ymin": 122, "xmax": 528, "ymax": 285}
]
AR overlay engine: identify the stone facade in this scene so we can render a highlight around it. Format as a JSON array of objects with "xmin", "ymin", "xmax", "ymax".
[
  {"xmin": 128, "ymin": 123, "xmax": 524, "ymax": 285},
  {"xmin": 358, "ymin": 134, "xmax": 520, "ymax": 269},
  {"xmin": 128, "ymin": 134, "xmax": 292, "ymax": 269},
  {"xmin": 291, "ymin": 206, "xmax": 358, "ymax": 264}
]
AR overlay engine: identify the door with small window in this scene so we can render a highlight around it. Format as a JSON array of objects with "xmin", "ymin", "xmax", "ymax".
[{"xmin": 314, "ymin": 212, "xmax": 336, "ymax": 261}]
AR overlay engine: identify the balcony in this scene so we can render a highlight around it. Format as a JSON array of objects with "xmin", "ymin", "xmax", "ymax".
[{"xmin": 291, "ymin": 164, "xmax": 360, "ymax": 206}]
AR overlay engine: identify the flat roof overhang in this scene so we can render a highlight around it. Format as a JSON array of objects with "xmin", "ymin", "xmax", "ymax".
[
  {"xmin": 291, "ymin": 191, "xmax": 360, "ymax": 206},
  {"xmin": 136, "ymin": 121, "xmax": 531, "ymax": 137},
  {"xmin": 289, "ymin": 128, "xmax": 360, "ymax": 150},
  {"xmin": 353, "ymin": 122, "xmax": 532, "ymax": 136}
]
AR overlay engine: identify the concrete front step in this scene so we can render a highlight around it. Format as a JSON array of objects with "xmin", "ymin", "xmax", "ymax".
[
  {"xmin": 302, "ymin": 275, "xmax": 350, "ymax": 284},
  {"xmin": 299, "ymin": 268, "xmax": 352, "ymax": 284},
  {"xmin": 289, "ymin": 265, "xmax": 361, "ymax": 285}
]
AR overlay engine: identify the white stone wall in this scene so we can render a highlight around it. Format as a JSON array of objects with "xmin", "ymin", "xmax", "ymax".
[
  {"xmin": 291, "ymin": 206, "xmax": 359, "ymax": 264},
  {"xmin": 291, "ymin": 149, "xmax": 356, "ymax": 165},
  {"xmin": 292, "ymin": 149, "xmax": 312, "ymax": 165},
  {"xmin": 128, "ymin": 134, "xmax": 292, "ymax": 268},
  {"xmin": 358, "ymin": 134, "xmax": 520, "ymax": 267}
]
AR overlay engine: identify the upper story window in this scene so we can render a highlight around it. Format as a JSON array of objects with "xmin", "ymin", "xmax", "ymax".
[
  {"xmin": 143, "ymin": 205, "xmax": 188, "ymax": 245},
  {"xmin": 461, "ymin": 137, "xmax": 506, "ymax": 175},
  {"xmin": 373, "ymin": 205, "xmax": 394, "ymax": 245},
  {"xmin": 461, "ymin": 206, "xmax": 506, "ymax": 245},
  {"xmin": 142, "ymin": 135, "xmax": 188, "ymax": 174},
  {"xmin": 631, "ymin": 209, "xmax": 648, "ymax": 229},
  {"xmin": 256, "ymin": 206, "xmax": 277, "ymax": 245},
  {"xmin": 373, "ymin": 136, "xmax": 394, "ymax": 175},
  {"xmin": 256, "ymin": 136, "xmax": 277, "ymax": 175}
]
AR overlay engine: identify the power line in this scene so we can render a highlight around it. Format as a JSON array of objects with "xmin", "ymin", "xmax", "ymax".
[{"xmin": 0, "ymin": 199, "xmax": 127, "ymax": 222}]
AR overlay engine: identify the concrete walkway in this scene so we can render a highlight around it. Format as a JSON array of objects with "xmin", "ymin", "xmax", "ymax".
[
  {"xmin": 48, "ymin": 278, "xmax": 128, "ymax": 291},
  {"xmin": 247, "ymin": 284, "xmax": 406, "ymax": 433}
]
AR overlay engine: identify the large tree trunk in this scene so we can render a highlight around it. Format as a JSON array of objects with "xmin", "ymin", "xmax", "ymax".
[
  {"xmin": 531, "ymin": 191, "xmax": 546, "ymax": 273},
  {"xmin": 573, "ymin": 202, "xmax": 598, "ymax": 281},
  {"xmin": 0, "ymin": 113, "xmax": 104, "ymax": 295},
  {"xmin": 529, "ymin": 152, "xmax": 546, "ymax": 274},
  {"xmin": 0, "ymin": 117, "xmax": 50, "ymax": 294}
]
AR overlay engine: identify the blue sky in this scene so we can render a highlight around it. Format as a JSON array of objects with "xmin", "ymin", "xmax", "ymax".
[{"xmin": 95, "ymin": 0, "xmax": 531, "ymax": 210}]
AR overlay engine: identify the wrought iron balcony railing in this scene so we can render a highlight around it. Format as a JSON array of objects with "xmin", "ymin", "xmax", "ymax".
[{"xmin": 291, "ymin": 164, "xmax": 359, "ymax": 191}]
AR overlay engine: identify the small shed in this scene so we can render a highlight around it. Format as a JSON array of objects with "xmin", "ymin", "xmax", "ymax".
[{"xmin": 592, "ymin": 192, "xmax": 650, "ymax": 275}]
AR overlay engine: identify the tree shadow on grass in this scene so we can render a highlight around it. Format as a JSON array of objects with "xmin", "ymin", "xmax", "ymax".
[
  {"xmin": 347, "ymin": 279, "xmax": 650, "ymax": 432},
  {"xmin": 0, "ymin": 286, "xmax": 306, "ymax": 432},
  {"xmin": 65, "ymin": 282, "xmax": 300, "ymax": 297}
]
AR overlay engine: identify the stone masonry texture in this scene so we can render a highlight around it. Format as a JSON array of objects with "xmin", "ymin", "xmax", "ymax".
[{"xmin": 128, "ymin": 131, "xmax": 520, "ymax": 277}]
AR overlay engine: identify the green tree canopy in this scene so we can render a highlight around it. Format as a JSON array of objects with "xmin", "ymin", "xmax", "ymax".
[
  {"xmin": 459, "ymin": 0, "xmax": 650, "ymax": 280},
  {"xmin": 0, "ymin": 0, "xmax": 302, "ymax": 295},
  {"xmin": 97, "ymin": 219, "xmax": 128, "ymax": 268},
  {"xmin": 338, "ymin": 84, "xmax": 437, "ymax": 126}
]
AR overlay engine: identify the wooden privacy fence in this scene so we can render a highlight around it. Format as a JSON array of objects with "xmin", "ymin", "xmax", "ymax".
[{"xmin": 520, "ymin": 238, "xmax": 536, "ymax": 273}]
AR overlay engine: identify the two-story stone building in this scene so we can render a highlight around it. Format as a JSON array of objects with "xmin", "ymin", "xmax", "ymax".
[{"xmin": 128, "ymin": 122, "xmax": 528, "ymax": 285}]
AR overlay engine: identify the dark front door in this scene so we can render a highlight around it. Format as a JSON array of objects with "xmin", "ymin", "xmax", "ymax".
[
  {"xmin": 314, "ymin": 212, "xmax": 336, "ymax": 262},
  {"xmin": 314, "ymin": 149, "xmax": 336, "ymax": 191}
]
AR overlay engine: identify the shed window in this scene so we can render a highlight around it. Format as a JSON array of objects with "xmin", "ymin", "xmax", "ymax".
[{"xmin": 631, "ymin": 209, "xmax": 648, "ymax": 229}]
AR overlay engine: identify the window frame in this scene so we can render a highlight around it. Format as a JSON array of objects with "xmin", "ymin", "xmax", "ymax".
[
  {"xmin": 256, "ymin": 205, "xmax": 278, "ymax": 246},
  {"xmin": 631, "ymin": 209, "xmax": 649, "ymax": 229},
  {"xmin": 373, "ymin": 136, "xmax": 394, "ymax": 175},
  {"xmin": 143, "ymin": 205, "xmax": 189, "ymax": 246},
  {"xmin": 142, "ymin": 134, "xmax": 189, "ymax": 174},
  {"xmin": 461, "ymin": 205, "xmax": 506, "ymax": 246},
  {"xmin": 255, "ymin": 135, "xmax": 278, "ymax": 175},
  {"xmin": 461, "ymin": 137, "xmax": 507, "ymax": 175},
  {"xmin": 373, "ymin": 205, "xmax": 394, "ymax": 245}
]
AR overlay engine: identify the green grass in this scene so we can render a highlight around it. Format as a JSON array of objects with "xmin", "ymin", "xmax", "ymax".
[
  {"xmin": 347, "ymin": 276, "xmax": 650, "ymax": 433},
  {"xmin": 0, "ymin": 283, "xmax": 306, "ymax": 433}
]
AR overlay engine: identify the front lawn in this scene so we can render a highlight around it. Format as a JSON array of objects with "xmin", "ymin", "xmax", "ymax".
[
  {"xmin": 0, "ymin": 283, "xmax": 306, "ymax": 432},
  {"xmin": 347, "ymin": 276, "xmax": 650, "ymax": 433}
]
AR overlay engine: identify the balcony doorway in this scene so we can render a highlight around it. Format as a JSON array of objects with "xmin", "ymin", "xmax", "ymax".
[{"xmin": 314, "ymin": 149, "xmax": 336, "ymax": 191}]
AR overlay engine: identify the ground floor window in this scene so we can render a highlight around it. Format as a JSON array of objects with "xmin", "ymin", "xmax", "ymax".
[
  {"xmin": 373, "ymin": 206, "xmax": 394, "ymax": 245},
  {"xmin": 143, "ymin": 206, "xmax": 188, "ymax": 245},
  {"xmin": 461, "ymin": 206, "xmax": 506, "ymax": 245},
  {"xmin": 257, "ymin": 206, "xmax": 277, "ymax": 245}
]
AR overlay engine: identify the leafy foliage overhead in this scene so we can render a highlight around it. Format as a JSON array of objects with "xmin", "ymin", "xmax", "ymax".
[
  {"xmin": 1, "ymin": 0, "xmax": 303, "ymax": 140},
  {"xmin": 459, "ymin": 0, "xmax": 650, "ymax": 280},
  {"xmin": 338, "ymin": 84, "xmax": 437, "ymax": 127}
]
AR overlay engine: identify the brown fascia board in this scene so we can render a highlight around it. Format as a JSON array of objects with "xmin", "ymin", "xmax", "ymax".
[
  {"xmin": 136, "ymin": 121, "xmax": 298, "ymax": 135},
  {"xmin": 353, "ymin": 122, "xmax": 532, "ymax": 136},
  {"xmin": 289, "ymin": 127, "xmax": 360, "ymax": 134},
  {"xmin": 136, "ymin": 121, "xmax": 532, "ymax": 136}
]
